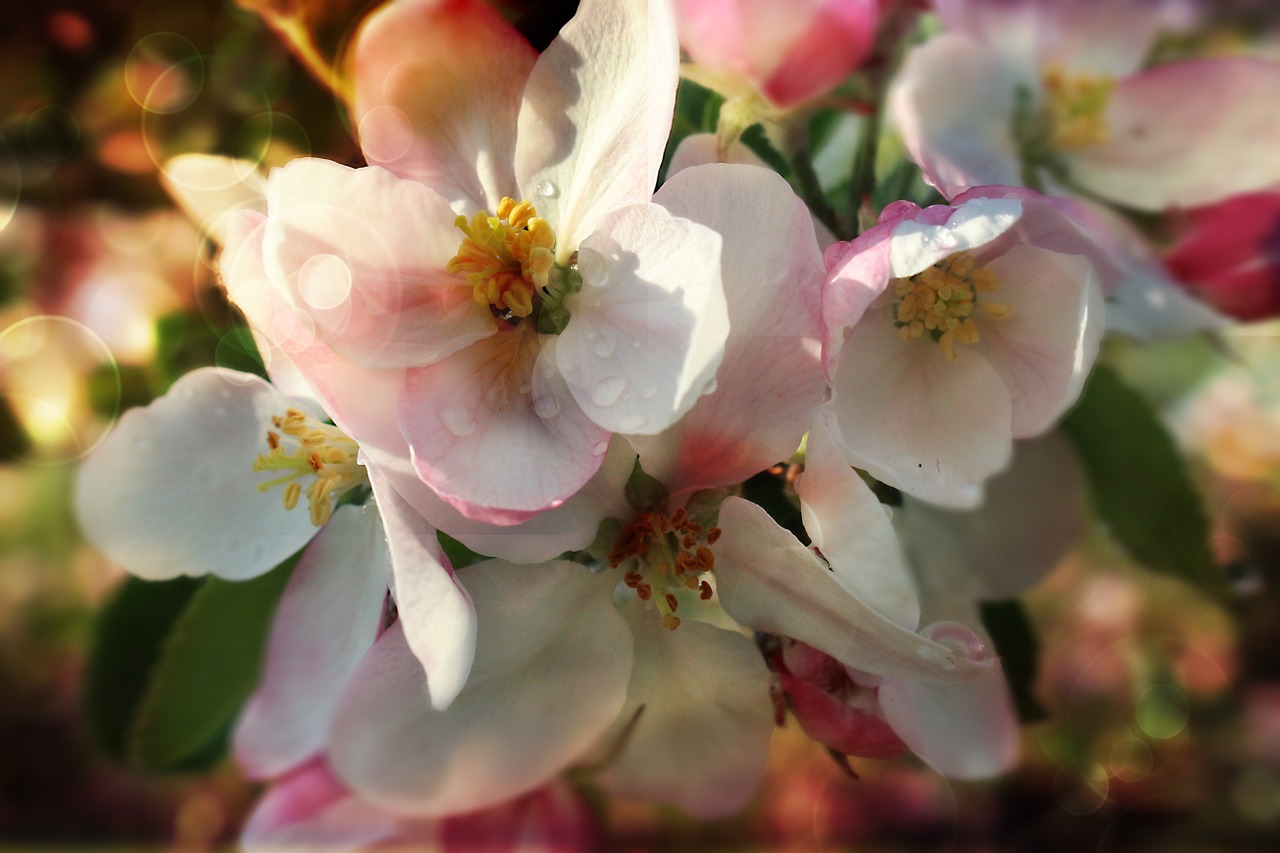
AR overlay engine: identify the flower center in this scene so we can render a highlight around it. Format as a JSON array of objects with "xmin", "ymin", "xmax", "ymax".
[
  {"xmin": 1042, "ymin": 63, "xmax": 1113, "ymax": 151},
  {"xmin": 253, "ymin": 408, "xmax": 367, "ymax": 526},
  {"xmin": 892, "ymin": 250, "xmax": 1011, "ymax": 361},
  {"xmin": 608, "ymin": 507, "xmax": 721, "ymax": 630},
  {"xmin": 447, "ymin": 197, "xmax": 557, "ymax": 322}
]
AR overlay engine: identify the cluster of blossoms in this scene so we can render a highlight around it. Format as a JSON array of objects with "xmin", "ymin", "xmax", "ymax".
[{"xmin": 75, "ymin": 0, "xmax": 1280, "ymax": 846}]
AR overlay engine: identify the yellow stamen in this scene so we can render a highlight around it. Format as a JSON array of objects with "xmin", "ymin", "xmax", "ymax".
[
  {"xmin": 253, "ymin": 408, "xmax": 366, "ymax": 527},
  {"xmin": 1042, "ymin": 63, "xmax": 1114, "ymax": 150},
  {"xmin": 891, "ymin": 251, "xmax": 1011, "ymax": 361},
  {"xmin": 447, "ymin": 197, "xmax": 557, "ymax": 320}
]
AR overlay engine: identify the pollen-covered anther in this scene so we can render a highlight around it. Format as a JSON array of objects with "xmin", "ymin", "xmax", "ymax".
[
  {"xmin": 1042, "ymin": 63, "xmax": 1114, "ymax": 150},
  {"xmin": 892, "ymin": 251, "xmax": 1011, "ymax": 361},
  {"xmin": 252, "ymin": 408, "xmax": 366, "ymax": 527},
  {"xmin": 447, "ymin": 197, "xmax": 557, "ymax": 321},
  {"xmin": 609, "ymin": 508, "xmax": 724, "ymax": 630}
]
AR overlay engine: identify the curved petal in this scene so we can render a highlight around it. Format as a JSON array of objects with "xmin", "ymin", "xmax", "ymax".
[
  {"xmin": 627, "ymin": 164, "xmax": 824, "ymax": 494},
  {"xmin": 400, "ymin": 330, "xmax": 609, "ymax": 524},
  {"xmin": 878, "ymin": 623, "xmax": 1018, "ymax": 780},
  {"xmin": 241, "ymin": 760, "xmax": 410, "ymax": 852},
  {"xmin": 330, "ymin": 560, "xmax": 632, "ymax": 818},
  {"xmin": 74, "ymin": 368, "xmax": 318, "ymax": 580},
  {"xmin": 1070, "ymin": 59, "xmax": 1280, "ymax": 210},
  {"xmin": 824, "ymin": 312, "xmax": 1014, "ymax": 508},
  {"xmin": 597, "ymin": 601, "xmax": 774, "ymax": 818},
  {"xmin": 363, "ymin": 436, "xmax": 633, "ymax": 565},
  {"xmin": 972, "ymin": 245, "xmax": 1103, "ymax": 437},
  {"xmin": 441, "ymin": 783, "xmax": 602, "ymax": 852},
  {"xmin": 760, "ymin": 0, "xmax": 879, "ymax": 108},
  {"xmin": 366, "ymin": 462, "xmax": 475, "ymax": 710},
  {"xmin": 263, "ymin": 159, "xmax": 495, "ymax": 368},
  {"xmin": 714, "ymin": 497, "xmax": 991, "ymax": 682},
  {"xmin": 889, "ymin": 34, "xmax": 1022, "ymax": 199},
  {"xmin": 558, "ymin": 202, "xmax": 728, "ymax": 436},
  {"xmin": 901, "ymin": 432, "xmax": 1087, "ymax": 600},
  {"xmin": 352, "ymin": 0, "xmax": 536, "ymax": 210},
  {"xmin": 234, "ymin": 505, "xmax": 389, "ymax": 779},
  {"xmin": 161, "ymin": 154, "xmax": 266, "ymax": 245},
  {"xmin": 515, "ymin": 0, "xmax": 680, "ymax": 254},
  {"xmin": 796, "ymin": 414, "xmax": 919, "ymax": 629}
]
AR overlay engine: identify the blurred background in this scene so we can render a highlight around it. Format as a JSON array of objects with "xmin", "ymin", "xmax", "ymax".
[{"xmin": 3, "ymin": 0, "xmax": 1280, "ymax": 849}]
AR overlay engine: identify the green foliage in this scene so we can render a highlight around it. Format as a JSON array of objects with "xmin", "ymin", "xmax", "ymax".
[
  {"xmin": 624, "ymin": 455, "xmax": 668, "ymax": 512},
  {"xmin": 83, "ymin": 576, "xmax": 205, "ymax": 763},
  {"xmin": 980, "ymin": 599, "xmax": 1048, "ymax": 724},
  {"xmin": 214, "ymin": 325, "xmax": 268, "ymax": 379},
  {"xmin": 438, "ymin": 530, "xmax": 489, "ymax": 569},
  {"xmin": 1062, "ymin": 366, "xmax": 1223, "ymax": 592},
  {"xmin": 660, "ymin": 78, "xmax": 723, "ymax": 185},
  {"xmin": 126, "ymin": 555, "xmax": 298, "ymax": 770}
]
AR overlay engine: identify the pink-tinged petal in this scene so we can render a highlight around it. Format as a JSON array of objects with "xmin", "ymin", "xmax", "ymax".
[
  {"xmin": 1069, "ymin": 59, "xmax": 1280, "ymax": 210},
  {"xmin": 901, "ymin": 432, "xmax": 1087, "ymax": 601},
  {"xmin": 888, "ymin": 197, "xmax": 1024, "ymax": 278},
  {"xmin": 824, "ymin": 313, "xmax": 1014, "ymax": 508},
  {"xmin": 675, "ymin": 0, "xmax": 811, "ymax": 86},
  {"xmin": 878, "ymin": 623, "xmax": 1018, "ymax": 780},
  {"xmin": 74, "ymin": 368, "xmax": 318, "ymax": 581},
  {"xmin": 596, "ymin": 601, "xmax": 773, "ymax": 818},
  {"xmin": 934, "ymin": 0, "xmax": 1162, "ymax": 79},
  {"xmin": 760, "ymin": 0, "xmax": 879, "ymax": 107},
  {"xmin": 330, "ymin": 561, "xmax": 632, "ymax": 818},
  {"xmin": 772, "ymin": 642, "xmax": 907, "ymax": 760},
  {"xmin": 626, "ymin": 164, "xmax": 824, "ymax": 494},
  {"xmin": 400, "ymin": 330, "xmax": 609, "ymax": 524},
  {"xmin": 515, "ymin": 0, "xmax": 680, "ymax": 253},
  {"xmin": 666, "ymin": 132, "xmax": 770, "ymax": 176},
  {"xmin": 352, "ymin": 0, "xmax": 535, "ymax": 210},
  {"xmin": 889, "ymin": 34, "xmax": 1022, "ymax": 198},
  {"xmin": 241, "ymin": 759, "xmax": 410, "ymax": 851},
  {"xmin": 263, "ymin": 159, "xmax": 495, "ymax": 369},
  {"xmin": 971, "ymin": 245, "xmax": 1103, "ymax": 437},
  {"xmin": 366, "ymin": 463, "xmax": 475, "ymax": 710},
  {"xmin": 1166, "ymin": 189, "xmax": 1280, "ymax": 322},
  {"xmin": 821, "ymin": 218, "xmax": 895, "ymax": 371},
  {"xmin": 796, "ymin": 415, "xmax": 920, "ymax": 629},
  {"xmin": 161, "ymin": 155, "xmax": 265, "ymax": 245},
  {"xmin": 715, "ymin": 497, "xmax": 990, "ymax": 682},
  {"xmin": 441, "ymin": 783, "xmax": 602, "ymax": 853},
  {"xmin": 558, "ymin": 202, "xmax": 728, "ymax": 436},
  {"xmin": 234, "ymin": 505, "xmax": 389, "ymax": 779}
]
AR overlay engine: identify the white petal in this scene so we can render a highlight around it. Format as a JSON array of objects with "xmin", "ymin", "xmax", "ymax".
[
  {"xmin": 234, "ymin": 505, "xmax": 389, "ymax": 779},
  {"xmin": 825, "ymin": 312, "xmax": 1013, "ymax": 508},
  {"xmin": 366, "ymin": 463, "xmax": 476, "ymax": 710},
  {"xmin": 597, "ymin": 602, "xmax": 773, "ymax": 817},
  {"xmin": 75, "ymin": 368, "xmax": 318, "ymax": 580},
  {"xmin": 558, "ymin": 202, "xmax": 728, "ymax": 436},
  {"xmin": 628, "ymin": 164, "xmax": 825, "ymax": 496},
  {"xmin": 796, "ymin": 414, "xmax": 920, "ymax": 629},
  {"xmin": 714, "ymin": 497, "xmax": 990, "ymax": 682},
  {"xmin": 889, "ymin": 197, "xmax": 1024, "ymax": 278},
  {"xmin": 515, "ymin": 0, "xmax": 679, "ymax": 256},
  {"xmin": 161, "ymin": 154, "xmax": 266, "ymax": 245},
  {"xmin": 330, "ymin": 561, "xmax": 632, "ymax": 818}
]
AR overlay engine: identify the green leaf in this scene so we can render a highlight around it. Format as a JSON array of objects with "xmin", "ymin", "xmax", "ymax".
[
  {"xmin": 127, "ymin": 555, "xmax": 299, "ymax": 770},
  {"xmin": 214, "ymin": 325, "xmax": 268, "ymax": 379},
  {"xmin": 438, "ymin": 530, "xmax": 488, "ymax": 569},
  {"xmin": 82, "ymin": 576, "xmax": 205, "ymax": 762},
  {"xmin": 1061, "ymin": 365, "xmax": 1222, "ymax": 591},
  {"xmin": 979, "ymin": 599, "xmax": 1047, "ymax": 724}
]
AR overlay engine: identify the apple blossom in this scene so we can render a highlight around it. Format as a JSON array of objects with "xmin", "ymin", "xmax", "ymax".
[
  {"xmin": 820, "ymin": 188, "xmax": 1105, "ymax": 506},
  {"xmin": 890, "ymin": 0, "xmax": 1280, "ymax": 209}
]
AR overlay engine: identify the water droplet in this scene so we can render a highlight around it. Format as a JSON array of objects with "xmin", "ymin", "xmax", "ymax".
[
  {"xmin": 592, "ymin": 376, "xmax": 628, "ymax": 407},
  {"xmin": 941, "ymin": 658, "xmax": 956, "ymax": 671},
  {"xmin": 641, "ymin": 384, "xmax": 657, "ymax": 399},
  {"xmin": 700, "ymin": 377, "xmax": 718, "ymax": 396},
  {"xmin": 576, "ymin": 248, "xmax": 607, "ymax": 285},
  {"xmin": 630, "ymin": 338, "xmax": 642, "ymax": 349},
  {"xmin": 591, "ymin": 440, "xmax": 609, "ymax": 454},
  {"xmin": 533, "ymin": 394, "xmax": 562, "ymax": 420},
  {"xmin": 585, "ymin": 330, "xmax": 598, "ymax": 342},
  {"xmin": 536, "ymin": 180, "xmax": 559, "ymax": 198},
  {"xmin": 619, "ymin": 413, "xmax": 647, "ymax": 432},
  {"xmin": 441, "ymin": 405, "xmax": 476, "ymax": 437},
  {"xmin": 593, "ymin": 337, "xmax": 617, "ymax": 358},
  {"xmin": 541, "ymin": 363, "xmax": 557, "ymax": 379}
]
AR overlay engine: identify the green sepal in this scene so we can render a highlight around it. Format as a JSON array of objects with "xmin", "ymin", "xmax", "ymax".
[{"xmin": 624, "ymin": 455, "xmax": 668, "ymax": 512}]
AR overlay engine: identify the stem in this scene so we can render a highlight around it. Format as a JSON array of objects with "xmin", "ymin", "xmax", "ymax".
[
  {"xmin": 848, "ymin": 98, "xmax": 882, "ymax": 235},
  {"xmin": 263, "ymin": 12, "xmax": 353, "ymax": 102},
  {"xmin": 776, "ymin": 116, "xmax": 846, "ymax": 240}
]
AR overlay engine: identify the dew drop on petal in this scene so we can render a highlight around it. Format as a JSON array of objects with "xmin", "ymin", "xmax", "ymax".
[
  {"xmin": 641, "ymin": 384, "xmax": 656, "ymax": 399},
  {"xmin": 592, "ymin": 376, "xmax": 628, "ymax": 408},
  {"xmin": 536, "ymin": 180, "xmax": 559, "ymax": 199},
  {"xmin": 441, "ymin": 405, "xmax": 476, "ymax": 437},
  {"xmin": 701, "ymin": 377, "xmax": 718, "ymax": 396},
  {"xmin": 576, "ymin": 248, "xmax": 607, "ymax": 286},
  {"xmin": 585, "ymin": 330, "xmax": 598, "ymax": 342},
  {"xmin": 619, "ymin": 413, "xmax": 647, "ymax": 432},
  {"xmin": 533, "ymin": 394, "xmax": 562, "ymax": 420},
  {"xmin": 630, "ymin": 338, "xmax": 642, "ymax": 349},
  {"xmin": 593, "ymin": 337, "xmax": 616, "ymax": 358}
]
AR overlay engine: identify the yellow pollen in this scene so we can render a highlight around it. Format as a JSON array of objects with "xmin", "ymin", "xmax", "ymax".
[
  {"xmin": 252, "ymin": 407, "xmax": 366, "ymax": 527},
  {"xmin": 608, "ymin": 507, "xmax": 721, "ymax": 630},
  {"xmin": 447, "ymin": 197, "xmax": 556, "ymax": 321},
  {"xmin": 1042, "ymin": 63, "xmax": 1114, "ymax": 150},
  {"xmin": 892, "ymin": 251, "xmax": 1010, "ymax": 361}
]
